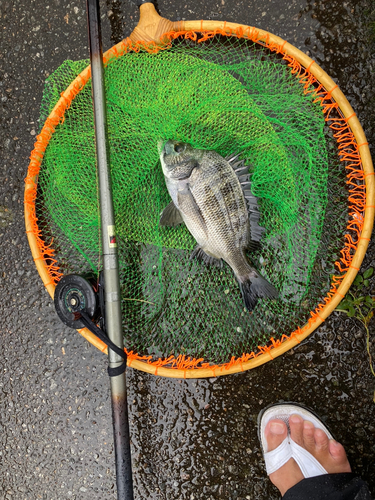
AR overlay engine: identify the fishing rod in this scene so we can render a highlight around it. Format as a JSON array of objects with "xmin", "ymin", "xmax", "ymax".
[
  {"xmin": 53, "ymin": 2, "xmax": 164, "ymax": 497},
  {"xmin": 85, "ymin": 0, "xmax": 133, "ymax": 498}
]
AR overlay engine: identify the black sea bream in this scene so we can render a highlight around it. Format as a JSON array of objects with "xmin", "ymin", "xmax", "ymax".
[{"xmin": 159, "ymin": 140, "xmax": 278, "ymax": 311}]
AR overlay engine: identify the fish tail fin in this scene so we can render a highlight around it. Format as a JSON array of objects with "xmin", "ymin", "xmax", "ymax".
[{"xmin": 238, "ymin": 273, "xmax": 278, "ymax": 312}]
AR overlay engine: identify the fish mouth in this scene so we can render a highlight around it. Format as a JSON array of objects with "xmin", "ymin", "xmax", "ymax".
[{"xmin": 157, "ymin": 139, "xmax": 166, "ymax": 155}]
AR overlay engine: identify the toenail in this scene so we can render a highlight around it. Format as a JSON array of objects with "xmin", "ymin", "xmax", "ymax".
[
  {"xmin": 303, "ymin": 420, "xmax": 314, "ymax": 430},
  {"xmin": 269, "ymin": 421, "xmax": 286, "ymax": 435},
  {"xmin": 329, "ymin": 440, "xmax": 341, "ymax": 454},
  {"xmin": 315, "ymin": 429, "xmax": 326, "ymax": 440},
  {"xmin": 290, "ymin": 414, "xmax": 302, "ymax": 424}
]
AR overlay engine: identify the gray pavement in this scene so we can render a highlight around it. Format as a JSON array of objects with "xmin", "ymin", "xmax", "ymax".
[{"xmin": 1, "ymin": 0, "xmax": 375, "ymax": 499}]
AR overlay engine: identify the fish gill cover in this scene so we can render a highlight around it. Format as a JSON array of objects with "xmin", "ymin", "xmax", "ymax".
[{"xmin": 36, "ymin": 36, "xmax": 336, "ymax": 364}]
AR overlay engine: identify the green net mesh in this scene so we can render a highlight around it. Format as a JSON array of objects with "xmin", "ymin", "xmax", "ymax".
[{"xmin": 36, "ymin": 35, "xmax": 347, "ymax": 364}]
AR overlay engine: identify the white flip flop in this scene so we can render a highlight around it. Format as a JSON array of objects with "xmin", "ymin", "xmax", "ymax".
[{"xmin": 257, "ymin": 403, "xmax": 334, "ymax": 478}]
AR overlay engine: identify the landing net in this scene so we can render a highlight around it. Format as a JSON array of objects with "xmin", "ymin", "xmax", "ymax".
[{"xmin": 26, "ymin": 31, "xmax": 368, "ymax": 372}]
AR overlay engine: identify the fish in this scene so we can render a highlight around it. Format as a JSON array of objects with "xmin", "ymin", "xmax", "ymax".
[{"xmin": 159, "ymin": 140, "xmax": 278, "ymax": 311}]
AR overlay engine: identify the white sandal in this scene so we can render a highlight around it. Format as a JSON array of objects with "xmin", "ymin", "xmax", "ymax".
[{"xmin": 258, "ymin": 403, "xmax": 334, "ymax": 478}]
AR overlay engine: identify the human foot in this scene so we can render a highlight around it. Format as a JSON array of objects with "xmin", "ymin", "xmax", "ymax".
[{"xmin": 259, "ymin": 404, "xmax": 351, "ymax": 497}]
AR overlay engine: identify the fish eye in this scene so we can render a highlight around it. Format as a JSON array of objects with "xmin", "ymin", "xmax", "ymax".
[{"xmin": 174, "ymin": 144, "xmax": 185, "ymax": 154}]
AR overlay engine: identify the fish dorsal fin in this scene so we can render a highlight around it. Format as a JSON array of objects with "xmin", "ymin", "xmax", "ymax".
[
  {"xmin": 225, "ymin": 153, "xmax": 265, "ymax": 244},
  {"xmin": 160, "ymin": 201, "xmax": 184, "ymax": 227}
]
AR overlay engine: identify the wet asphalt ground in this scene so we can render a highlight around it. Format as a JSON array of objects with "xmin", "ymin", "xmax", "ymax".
[{"xmin": 1, "ymin": 0, "xmax": 375, "ymax": 499}]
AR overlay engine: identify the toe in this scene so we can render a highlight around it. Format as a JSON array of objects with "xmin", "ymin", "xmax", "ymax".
[
  {"xmin": 314, "ymin": 428, "xmax": 329, "ymax": 452},
  {"xmin": 289, "ymin": 414, "xmax": 304, "ymax": 446},
  {"xmin": 329, "ymin": 440, "xmax": 352, "ymax": 471},
  {"xmin": 302, "ymin": 420, "xmax": 316, "ymax": 451},
  {"xmin": 265, "ymin": 419, "xmax": 287, "ymax": 452},
  {"xmin": 265, "ymin": 419, "xmax": 303, "ymax": 496}
]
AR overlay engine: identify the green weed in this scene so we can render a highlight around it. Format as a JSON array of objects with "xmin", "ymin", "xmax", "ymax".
[{"xmin": 336, "ymin": 267, "xmax": 375, "ymax": 400}]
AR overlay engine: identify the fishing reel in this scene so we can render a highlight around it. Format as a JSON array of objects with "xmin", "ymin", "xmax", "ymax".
[{"xmin": 54, "ymin": 273, "xmax": 105, "ymax": 330}]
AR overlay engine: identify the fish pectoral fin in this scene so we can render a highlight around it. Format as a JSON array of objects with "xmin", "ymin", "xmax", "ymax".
[
  {"xmin": 177, "ymin": 190, "xmax": 208, "ymax": 238},
  {"xmin": 190, "ymin": 245, "xmax": 223, "ymax": 268},
  {"xmin": 159, "ymin": 201, "xmax": 184, "ymax": 227}
]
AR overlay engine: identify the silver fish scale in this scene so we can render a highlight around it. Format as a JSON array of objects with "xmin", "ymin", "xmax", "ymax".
[{"xmin": 189, "ymin": 151, "xmax": 250, "ymax": 264}]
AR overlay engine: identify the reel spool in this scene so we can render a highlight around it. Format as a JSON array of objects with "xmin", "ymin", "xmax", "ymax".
[{"xmin": 54, "ymin": 274, "xmax": 98, "ymax": 329}]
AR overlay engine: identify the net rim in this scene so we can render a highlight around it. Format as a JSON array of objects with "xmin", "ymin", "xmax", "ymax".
[{"xmin": 24, "ymin": 23, "xmax": 374, "ymax": 379}]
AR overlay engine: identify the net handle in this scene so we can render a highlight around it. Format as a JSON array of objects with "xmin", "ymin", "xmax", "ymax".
[
  {"xmin": 128, "ymin": 2, "xmax": 183, "ymax": 44},
  {"xmin": 24, "ymin": 5, "xmax": 374, "ymax": 379}
]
